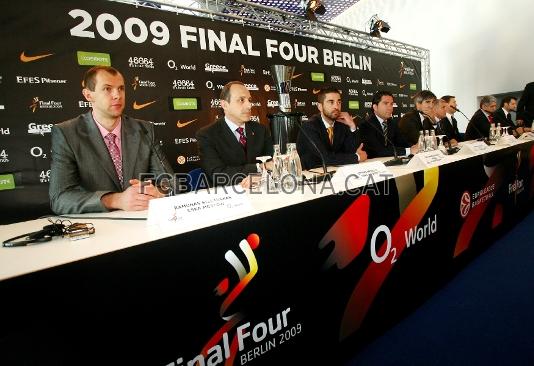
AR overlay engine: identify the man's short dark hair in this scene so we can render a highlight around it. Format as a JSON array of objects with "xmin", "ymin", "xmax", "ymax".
[
  {"xmin": 372, "ymin": 90, "xmax": 393, "ymax": 106},
  {"xmin": 317, "ymin": 87, "xmax": 341, "ymax": 104},
  {"xmin": 500, "ymin": 96, "xmax": 517, "ymax": 108},
  {"xmin": 82, "ymin": 66, "xmax": 121, "ymax": 91},
  {"xmin": 220, "ymin": 81, "xmax": 245, "ymax": 102},
  {"xmin": 413, "ymin": 90, "xmax": 437, "ymax": 104},
  {"xmin": 441, "ymin": 95, "xmax": 455, "ymax": 103}
]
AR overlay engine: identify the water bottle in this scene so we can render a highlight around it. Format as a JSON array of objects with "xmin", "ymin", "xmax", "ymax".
[
  {"xmin": 489, "ymin": 123, "xmax": 496, "ymax": 142},
  {"xmin": 417, "ymin": 130, "xmax": 425, "ymax": 153},
  {"xmin": 496, "ymin": 123, "xmax": 502, "ymax": 141},
  {"xmin": 286, "ymin": 143, "xmax": 302, "ymax": 189}
]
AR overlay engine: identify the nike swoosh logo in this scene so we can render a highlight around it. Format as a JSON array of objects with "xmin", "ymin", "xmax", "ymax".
[
  {"xmin": 313, "ymin": 89, "xmax": 321, "ymax": 94},
  {"xmin": 292, "ymin": 73, "xmax": 303, "ymax": 80},
  {"xmin": 176, "ymin": 119, "xmax": 197, "ymax": 128},
  {"xmin": 20, "ymin": 51, "xmax": 54, "ymax": 63},
  {"xmin": 133, "ymin": 100, "xmax": 157, "ymax": 110},
  {"xmin": 399, "ymin": 84, "xmax": 406, "ymax": 88}
]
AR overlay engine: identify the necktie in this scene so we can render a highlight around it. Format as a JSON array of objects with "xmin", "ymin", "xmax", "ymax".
[
  {"xmin": 327, "ymin": 126, "xmax": 334, "ymax": 145},
  {"xmin": 236, "ymin": 127, "xmax": 247, "ymax": 150},
  {"xmin": 507, "ymin": 113, "xmax": 513, "ymax": 124},
  {"xmin": 104, "ymin": 132, "xmax": 123, "ymax": 187},
  {"xmin": 488, "ymin": 114, "xmax": 494, "ymax": 124},
  {"xmin": 382, "ymin": 121, "xmax": 388, "ymax": 145}
]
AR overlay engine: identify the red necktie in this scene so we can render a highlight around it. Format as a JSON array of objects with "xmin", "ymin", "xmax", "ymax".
[
  {"xmin": 488, "ymin": 114, "xmax": 494, "ymax": 124},
  {"xmin": 104, "ymin": 132, "xmax": 123, "ymax": 187},
  {"xmin": 236, "ymin": 127, "xmax": 247, "ymax": 151}
]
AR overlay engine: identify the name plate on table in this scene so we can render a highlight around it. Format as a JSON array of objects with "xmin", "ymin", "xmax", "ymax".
[
  {"xmin": 518, "ymin": 132, "xmax": 534, "ymax": 140},
  {"xmin": 407, "ymin": 150, "xmax": 449, "ymax": 169},
  {"xmin": 331, "ymin": 161, "xmax": 393, "ymax": 192},
  {"xmin": 457, "ymin": 141, "xmax": 490, "ymax": 155},
  {"xmin": 147, "ymin": 188, "xmax": 253, "ymax": 227},
  {"xmin": 498, "ymin": 135, "xmax": 519, "ymax": 145}
]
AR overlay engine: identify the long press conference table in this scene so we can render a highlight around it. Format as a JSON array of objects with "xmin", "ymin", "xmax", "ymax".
[{"xmin": 1, "ymin": 138, "xmax": 534, "ymax": 366}]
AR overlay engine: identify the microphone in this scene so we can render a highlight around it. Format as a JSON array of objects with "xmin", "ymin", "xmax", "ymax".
[
  {"xmin": 451, "ymin": 106, "xmax": 491, "ymax": 145},
  {"xmin": 363, "ymin": 114, "xmax": 408, "ymax": 166},
  {"xmin": 290, "ymin": 113, "xmax": 332, "ymax": 184},
  {"xmin": 140, "ymin": 122, "xmax": 174, "ymax": 195}
]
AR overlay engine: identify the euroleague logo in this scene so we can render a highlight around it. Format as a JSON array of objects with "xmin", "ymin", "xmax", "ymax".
[{"xmin": 460, "ymin": 191, "xmax": 471, "ymax": 218}]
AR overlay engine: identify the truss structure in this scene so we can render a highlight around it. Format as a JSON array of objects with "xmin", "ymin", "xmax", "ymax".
[{"xmin": 113, "ymin": 0, "xmax": 431, "ymax": 88}]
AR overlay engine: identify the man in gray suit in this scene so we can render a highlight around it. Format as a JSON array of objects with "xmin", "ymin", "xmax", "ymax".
[{"xmin": 49, "ymin": 66, "xmax": 173, "ymax": 214}]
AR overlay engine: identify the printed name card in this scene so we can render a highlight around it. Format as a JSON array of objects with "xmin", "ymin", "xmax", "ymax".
[
  {"xmin": 147, "ymin": 187, "xmax": 253, "ymax": 227},
  {"xmin": 457, "ymin": 141, "xmax": 490, "ymax": 155},
  {"xmin": 331, "ymin": 161, "xmax": 393, "ymax": 192},
  {"xmin": 407, "ymin": 150, "xmax": 449, "ymax": 169},
  {"xmin": 498, "ymin": 135, "xmax": 519, "ymax": 145}
]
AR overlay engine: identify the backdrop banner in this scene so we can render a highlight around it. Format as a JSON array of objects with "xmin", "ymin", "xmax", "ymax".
[{"xmin": 0, "ymin": 0, "xmax": 422, "ymax": 222}]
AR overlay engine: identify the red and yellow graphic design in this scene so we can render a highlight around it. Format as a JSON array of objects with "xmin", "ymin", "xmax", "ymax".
[
  {"xmin": 201, "ymin": 234, "xmax": 260, "ymax": 366},
  {"xmin": 321, "ymin": 167, "xmax": 439, "ymax": 340}
]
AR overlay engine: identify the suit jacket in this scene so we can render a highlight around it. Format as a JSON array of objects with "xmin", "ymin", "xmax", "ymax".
[
  {"xmin": 493, "ymin": 108, "xmax": 516, "ymax": 131},
  {"xmin": 359, "ymin": 115, "xmax": 409, "ymax": 158},
  {"xmin": 517, "ymin": 82, "xmax": 534, "ymax": 126},
  {"xmin": 398, "ymin": 110, "xmax": 434, "ymax": 145},
  {"xmin": 196, "ymin": 118, "xmax": 273, "ymax": 185},
  {"xmin": 296, "ymin": 114, "xmax": 360, "ymax": 170},
  {"xmin": 49, "ymin": 112, "xmax": 174, "ymax": 214},
  {"xmin": 465, "ymin": 109, "xmax": 492, "ymax": 140},
  {"xmin": 438, "ymin": 115, "xmax": 462, "ymax": 141}
]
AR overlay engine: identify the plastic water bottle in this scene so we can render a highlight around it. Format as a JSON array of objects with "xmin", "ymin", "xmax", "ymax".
[
  {"xmin": 430, "ymin": 130, "xmax": 437, "ymax": 150},
  {"xmin": 418, "ymin": 130, "xmax": 425, "ymax": 153}
]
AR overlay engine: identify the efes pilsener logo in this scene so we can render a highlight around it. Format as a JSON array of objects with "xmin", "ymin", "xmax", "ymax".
[
  {"xmin": 20, "ymin": 51, "xmax": 53, "ymax": 63},
  {"xmin": 77, "ymin": 51, "xmax": 111, "ymax": 66},
  {"xmin": 133, "ymin": 100, "xmax": 157, "ymax": 110},
  {"xmin": 310, "ymin": 72, "xmax": 324, "ymax": 82},
  {"xmin": 176, "ymin": 119, "xmax": 198, "ymax": 128}
]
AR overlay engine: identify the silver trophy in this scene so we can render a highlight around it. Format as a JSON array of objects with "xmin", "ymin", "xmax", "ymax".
[{"xmin": 271, "ymin": 65, "xmax": 295, "ymax": 113}]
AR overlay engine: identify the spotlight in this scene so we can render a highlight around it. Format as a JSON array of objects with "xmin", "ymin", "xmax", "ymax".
[
  {"xmin": 369, "ymin": 15, "xmax": 390, "ymax": 37},
  {"xmin": 305, "ymin": 0, "xmax": 326, "ymax": 21}
]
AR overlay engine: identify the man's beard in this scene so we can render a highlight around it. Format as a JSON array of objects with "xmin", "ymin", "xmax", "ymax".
[{"xmin": 325, "ymin": 110, "xmax": 340, "ymax": 120}]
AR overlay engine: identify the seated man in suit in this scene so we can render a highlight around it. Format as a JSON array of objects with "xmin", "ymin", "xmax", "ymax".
[
  {"xmin": 196, "ymin": 81, "xmax": 273, "ymax": 186},
  {"xmin": 464, "ymin": 95, "xmax": 498, "ymax": 140},
  {"xmin": 359, "ymin": 90, "xmax": 417, "ymax": 158},
  {"xmin": 398, "ymin": 90, "xmax": 436, "ymax": 145},
  {"xmin": 517, "ymin": 82, "xmax": 534, "ymax": 128},
  {"xmin": 439, "ymin": 95, "xmax": 462, "ymax": 143},
  {"xmin": 493, "ymin": 96, "xmax": 530, "ymax": 136},
  {"xmin": 296, "ymin": 87, "xmax": 367, "ymax": 170},
  {"xmin": 430, "ymin": 98, "xmax": 458, "ymax": 146},
  {"xmin": 49, "ymin": 66, "xmax": 174, "ymax": 214}
]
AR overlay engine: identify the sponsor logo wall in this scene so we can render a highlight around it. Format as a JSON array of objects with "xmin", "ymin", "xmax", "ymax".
[{"xmin": 0, "ymin": 0, "xmax": 421, "ymax": 220}]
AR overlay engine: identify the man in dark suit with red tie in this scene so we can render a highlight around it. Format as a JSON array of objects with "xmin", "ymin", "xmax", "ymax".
[
  {"xmin": 196, "ymin": 81, "xmax": 274, "ymax": 186},
  {"xmin": 296, "ymin": 87, "xmax": 367, "ymax": 170},
  {"xmin": 359, "ymin": 91, "xmax": 416, "ymax": 158},
  {"xmin": 464, "ymin": 95, "xmax": 498, "ymax": 140}
]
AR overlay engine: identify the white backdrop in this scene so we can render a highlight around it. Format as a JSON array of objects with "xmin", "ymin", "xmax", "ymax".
[{"xmin": 333, "ymin": 0, "xmax": 534, "ymax": 131}]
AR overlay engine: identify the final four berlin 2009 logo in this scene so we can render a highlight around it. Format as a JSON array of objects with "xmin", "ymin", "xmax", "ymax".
[{"xmin": 165, "ymin": 234, "xmax": 301, "ymax": 366}]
